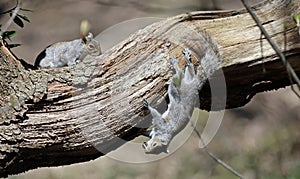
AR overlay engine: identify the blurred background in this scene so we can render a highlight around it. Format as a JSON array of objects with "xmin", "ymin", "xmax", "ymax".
[{"xmin": 1, "ymin": 0, "xmax": 300, "ymax": 178}]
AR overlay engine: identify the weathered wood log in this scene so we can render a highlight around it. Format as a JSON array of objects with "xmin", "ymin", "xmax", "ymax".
[{"xmin": 1, "ymin": 0, "xmax": 300, "ymax": 177}]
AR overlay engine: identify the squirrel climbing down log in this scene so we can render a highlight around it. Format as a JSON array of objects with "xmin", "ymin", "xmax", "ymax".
[{"xmin": 142, "ymin": 47, "xmax": 220, "ymax": 154}]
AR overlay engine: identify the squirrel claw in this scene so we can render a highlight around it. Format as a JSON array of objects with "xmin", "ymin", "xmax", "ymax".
[{"xmin": 143, "ymin": 99, "xmax": 149, "ymax": 108}]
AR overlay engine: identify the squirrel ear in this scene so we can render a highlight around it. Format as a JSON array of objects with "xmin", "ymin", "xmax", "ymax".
[
  {"xmin": 87, "ymin": 32, "xmax": 93, "ymax": 39},
  {"xmin": 82, "ymin": 35, "xmax": 87, "ymax": 43},
  {"xmin": 86, "ymin": 32, "xmax": 93, "ymax": 42},
  {"xmin": 82, "ymin": 32, "xmax": 93, "ymax": 44}
]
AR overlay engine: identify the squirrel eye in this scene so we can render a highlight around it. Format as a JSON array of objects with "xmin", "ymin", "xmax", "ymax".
[
  {"xmin": 88, "ymin": 44, "xmax": 95, "ymax": 49},
  {"xmin": 152, "ymin": 142, "xmax": 157, "ymax": 147}
]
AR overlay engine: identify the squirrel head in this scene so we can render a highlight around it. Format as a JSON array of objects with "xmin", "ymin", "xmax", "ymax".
[
  {"xmin": 82, "ymin": 32, "xmax": 101, "ymax": 56},
  {"xmin": 142, "ymin": 138, "xmax": 169, "ymax": 154}
]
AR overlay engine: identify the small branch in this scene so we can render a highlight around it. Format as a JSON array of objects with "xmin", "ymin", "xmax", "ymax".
[
  {"xmin": 241, "ymin": 0, "xmax": 300, "ymax": 98},
  {"xmin": 0, "ymin": 3, "xmax": 20, "ymax": 37},
  {"xmin": 190, "ymin": 121, "xmax": 244, "ymax": 179}
]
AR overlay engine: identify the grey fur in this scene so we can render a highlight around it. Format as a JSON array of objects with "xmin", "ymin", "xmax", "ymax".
[
  {"xmin": 35, "ymin": 32, "xmax": 101, "ymax": 68},
  {"xmin": 143, "ymin": 48, "xmax": 200, "ymax": 154}
]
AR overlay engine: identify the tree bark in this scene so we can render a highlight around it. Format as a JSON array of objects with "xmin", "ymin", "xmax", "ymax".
[{"xmin": 1, "ymin": 0, "xmax": 300, "ymax": 177}]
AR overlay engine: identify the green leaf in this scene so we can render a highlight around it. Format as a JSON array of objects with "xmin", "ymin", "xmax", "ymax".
[
  {"xmin": 20, "ymin": 8, "xmax": 33, "ymax": 12},
  {"xmin": 8, "ymin": 44, "xmax": 21, "ymax": 48},
  {"xmin": 293, "ymin": 14, "xmax": 300, "ymax": 26},
  {"xmin": 17, "ymin": 14, "xmax": 30, "ymax": 23},
  {"xmin": 13, "ymin": 15, "xmax": 24, "ymax": 28},
  {"xmin": 2, "ymin": 31, "xmax": 17, "ymax": 40}
]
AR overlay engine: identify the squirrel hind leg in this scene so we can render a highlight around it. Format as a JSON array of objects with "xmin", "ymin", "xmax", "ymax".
[
  {"xmin": 171, "ymin": 57, "xmax": 183, "ymax": 88},
  {"xmin": 168, "ymin": 82, "xmax": 181, "ymax": 103},
  {"xmin": 171, "ymin": 57, "xmax": 182, "ymax": 74},
  {"xmin": 183, "ymin": 48, "xmax": 191, "ymax": 62},
  {"xmin": 183, "ymin": 49, "xmax": 196, "ymax": 81}
]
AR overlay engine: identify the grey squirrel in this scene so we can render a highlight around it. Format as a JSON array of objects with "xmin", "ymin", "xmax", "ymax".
[
  {"xmin": 34, "ymin": 32, "xmax": 101, "ymax": 68},
  {"xmin": 143, "ymin": 48, "xmax": 201, "ymax": 154},
  {"xmin": 34, "ymin": 21, "xmax": 101, "ymax": 68}
]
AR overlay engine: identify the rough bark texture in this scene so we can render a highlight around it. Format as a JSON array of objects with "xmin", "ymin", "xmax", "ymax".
[{"xmin": 1, "ymin": 0, "xmax": 300, "ymax": 177}]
